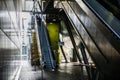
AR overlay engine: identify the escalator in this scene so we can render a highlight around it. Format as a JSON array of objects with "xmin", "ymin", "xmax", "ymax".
[
  {"xmin": 56, "ymin": 0, "xmax": 120, "ymax": 80},
  {"xmin": 32, "ymin": 0, "xmax": 61, "ymax": 71},
  {"xmin": 35, "ymin": 16, "xmax": 55, "ymax": 70}
]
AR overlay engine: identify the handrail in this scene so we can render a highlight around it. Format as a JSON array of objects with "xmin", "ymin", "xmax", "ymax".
[
  {"xmin": 78, "ymin": 0, "xmax": 120, "ymax": 39},
  {"xmin": 36, "ymin": 16, "xmax": 55, "ymax": 70}
]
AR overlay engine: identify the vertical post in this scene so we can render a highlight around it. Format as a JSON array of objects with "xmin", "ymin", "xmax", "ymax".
[
  {"xmin": 80, "ymin": 65, "xmax": 84, "ymax": 80},
  {"xmin": 60, "ymin": 46, "xmax": 68, "ymax": 63},
  {"xmin": 40, "ymin": 1, "xmax": 43, "ymax": 80},
  {"xmin": 80, "ymin": 43, "xmax": 94, "ymax": 80},
  {"xmin": 95, "ymin": 71, "xmax": 99, "ymax": 80},
  {"xmin": 72, "ymin": 48, "xmax": 77, "ymax": 62}
]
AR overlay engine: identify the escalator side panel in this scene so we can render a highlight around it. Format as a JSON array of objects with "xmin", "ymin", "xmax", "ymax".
[
  {"xmin": 36, "ymin": 17, "xmax": 55, "ymax": 70},
  {"xmin": 81, "ymin": 0, "xmax": 120, "ymax": 39},
  {"xmin": 75, "ymin": 0, "xmax": 120, "ymax": 54},
  {"xmin": 59, "ymin": 1, "xmax": 107, "ymax": 68},
  {"xmin": 57, "ymin": 1, "xmax": 120, "ymax": 79}
]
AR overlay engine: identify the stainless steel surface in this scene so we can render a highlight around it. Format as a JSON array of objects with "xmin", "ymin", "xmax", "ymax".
[
  {"xmin": 57, "ymin": 0, "xmax": 120, "ymax": 79},
  {"xmin": 81, "ymin": 0, "xmax": 120, "ymax": 39},
  {"xmin": 0, "ymin": 0, "xmax": 21, "ymax": 79}
]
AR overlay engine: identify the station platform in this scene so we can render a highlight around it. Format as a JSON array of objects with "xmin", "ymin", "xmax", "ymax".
[{"xmin": 19, "ymin": 61, "xmax": 87, "ymax": 80}]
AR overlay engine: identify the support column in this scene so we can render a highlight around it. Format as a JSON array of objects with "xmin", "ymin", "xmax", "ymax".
[
  {"xmin": 72, "ymin": 48, "xmax": 77, "ymax": 62},
  {"xmin": 60, "ymin": 46, "xmax": 68, "ymax": 63},
  {"xmin": 80, "ymin": 43, "xmax": 94, "ymax": 80}
]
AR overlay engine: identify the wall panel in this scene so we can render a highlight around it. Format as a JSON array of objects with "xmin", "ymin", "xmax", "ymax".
[{"xmin": 0, "ymin": 0, "xmax": 21, "ymax": 80}]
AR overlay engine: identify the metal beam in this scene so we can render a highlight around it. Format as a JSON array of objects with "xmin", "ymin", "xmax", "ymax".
[
  {"xmin": 80, "ymin": 43, "xmax": 94, "ymax": 80},
  {"xmin": 60, "ymin": 46, "xmax": 68, "ymax": 63}
]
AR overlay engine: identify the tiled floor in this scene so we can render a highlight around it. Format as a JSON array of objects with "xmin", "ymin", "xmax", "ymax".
[{"xmin": 19, "ymin": 61, "xmax": 87, "ymax": 80}]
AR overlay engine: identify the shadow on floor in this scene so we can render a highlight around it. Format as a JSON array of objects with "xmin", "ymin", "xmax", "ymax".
[{"xmin": 19, "ymin": 61, "xmax": 87, "ymax": 80}]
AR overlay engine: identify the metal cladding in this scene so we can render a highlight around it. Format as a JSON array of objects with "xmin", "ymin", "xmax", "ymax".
[
  {"xmin": 56, "ymin": 0, "xmax": 120, "ymax": 79},
  {"xmin": 0, "ymin": 0, "xmax": 21, "ymax": 79}
]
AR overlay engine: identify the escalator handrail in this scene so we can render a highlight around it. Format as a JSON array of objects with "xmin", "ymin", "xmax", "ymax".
[
  {"xmin": 76, "ymin": 0, "xmax": 120, "ymax": 39},
  {"xmin": 42, "ymin": 19, "xmax": 55, "ymax": 69},
  {"xmin": 36, "ymin": 16, "xmax": 55, "ymax": 69}
]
